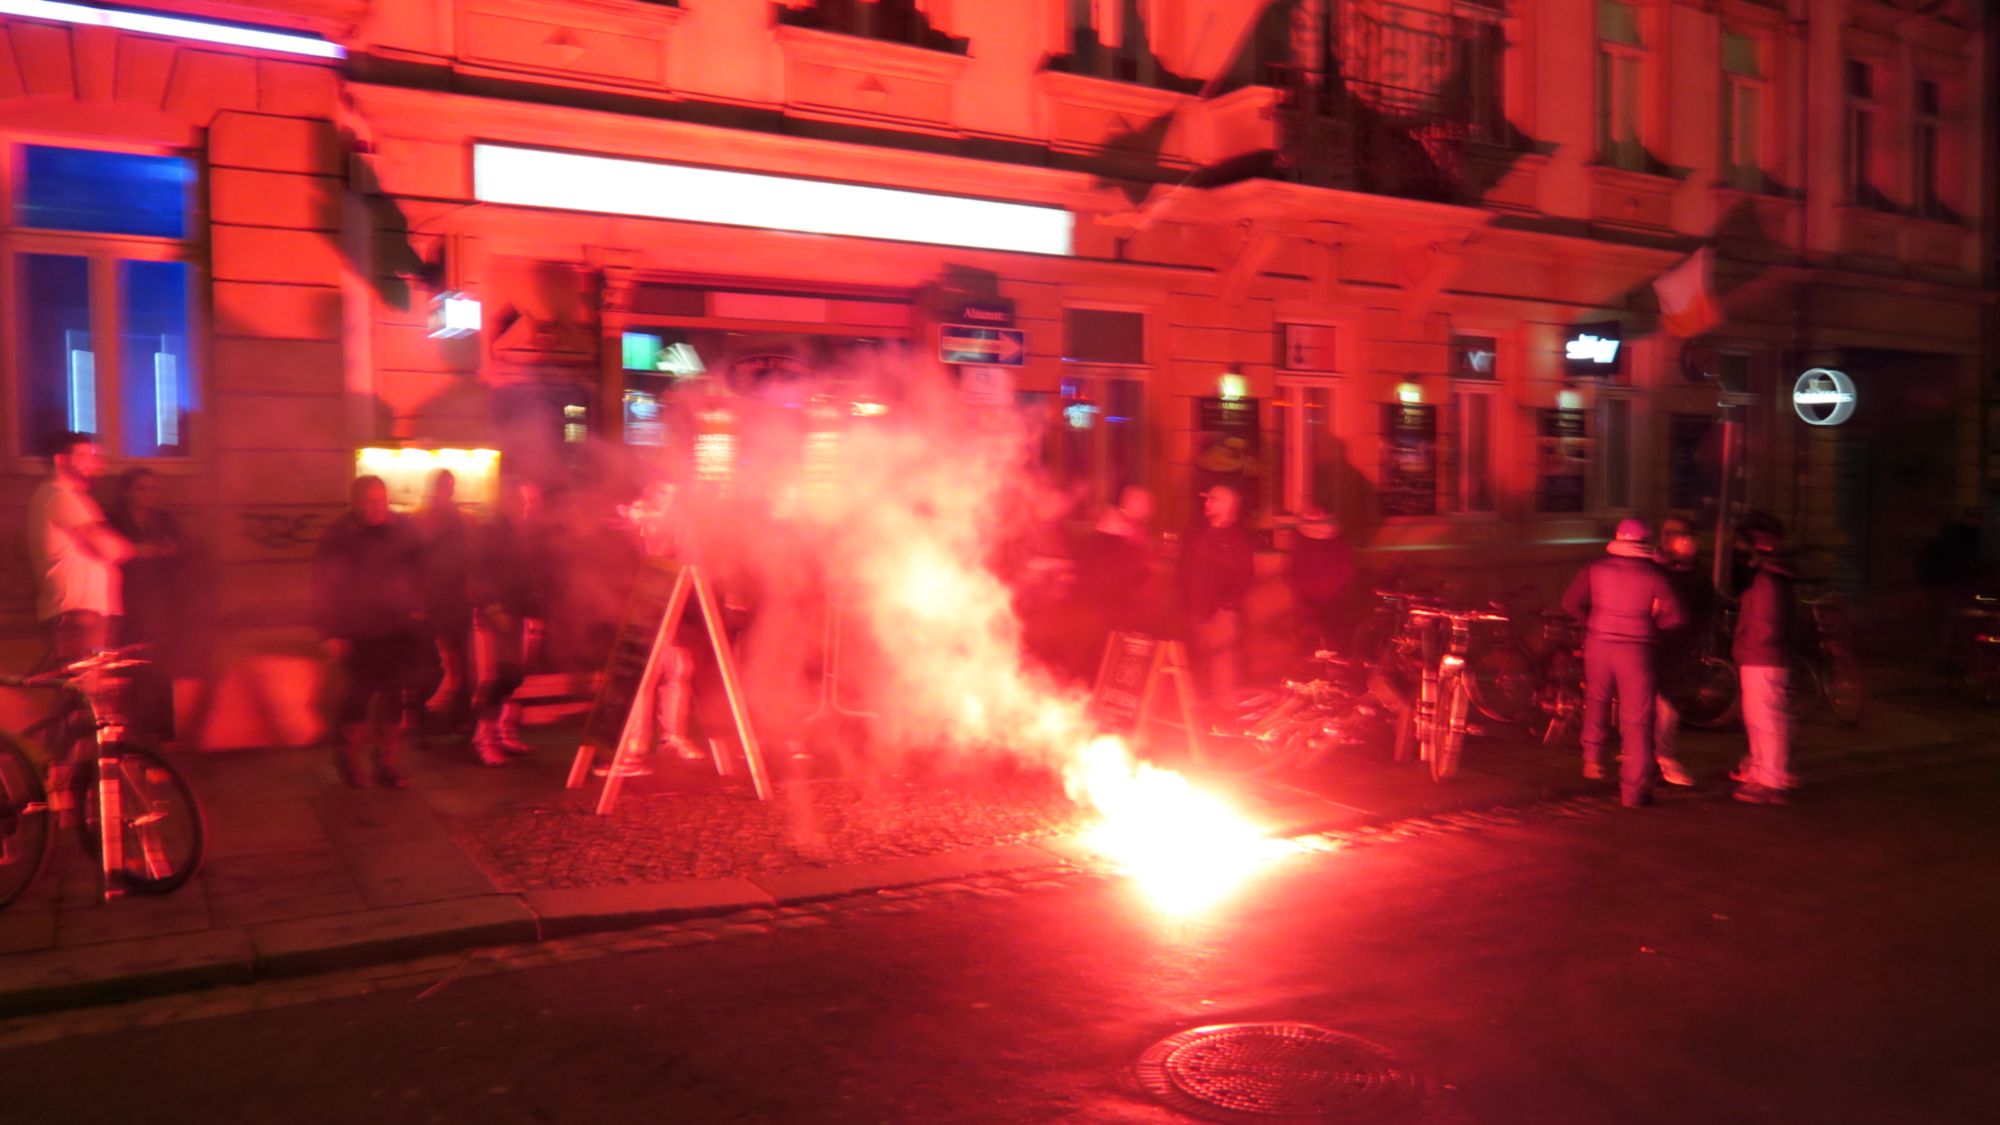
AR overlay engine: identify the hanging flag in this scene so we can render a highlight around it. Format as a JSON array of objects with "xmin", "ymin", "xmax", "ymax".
[{"xmin": 1655, "ymin": 247, "xmax": 1722, "ymax": 339}]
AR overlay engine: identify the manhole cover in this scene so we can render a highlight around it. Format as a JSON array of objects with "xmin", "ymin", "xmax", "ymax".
[{"xmin": 1135, "ymin": 1023, "xmax": 1423, "ymax": 1123}]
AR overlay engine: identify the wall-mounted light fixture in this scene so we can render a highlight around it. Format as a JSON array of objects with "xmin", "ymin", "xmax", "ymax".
[
  {"xmin": 1218, "ymin": 372, "xmax": 1248, "ymax": 401},
  {"xmin": 428, "ymin": 292, "xmax": 481, "ymax": 340},
  {"xmin": 472, "ymin": 144, "xmax": 1075, "ymax": 257},
  {"xmin": 0, "ymin": 1, "xmax": 345, "ymax": 59},
  {"xmin": 1395, "ymin": 381, "xmax": 1424, "ymax": 405}
]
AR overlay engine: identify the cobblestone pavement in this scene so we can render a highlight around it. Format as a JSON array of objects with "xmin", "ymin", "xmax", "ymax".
[{"xmin": 451, "ymin": 766, "xmax": 1095, "ymax": 890}]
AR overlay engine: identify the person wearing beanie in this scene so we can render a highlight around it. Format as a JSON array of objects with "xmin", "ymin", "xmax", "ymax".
[{"xmin": 1560, "ymin": 517, "xmax": 1687, "ymax": 807}]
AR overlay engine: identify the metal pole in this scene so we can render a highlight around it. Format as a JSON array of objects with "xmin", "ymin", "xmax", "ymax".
[{"xmin": 1712, "ymin": 408, "xmax": 1739, "ymax": 595}]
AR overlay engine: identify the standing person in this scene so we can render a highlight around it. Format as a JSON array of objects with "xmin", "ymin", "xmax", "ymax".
[
  {"xmin": 469, "ymin": 480, "xmax": 549, "ymax": 766},
  {"xmin": 1286, "ymin": 507, "xmax": 1355, "ymax": 657},
  {"xmin": 26, "ymin": 432, "xmax": 133, "ymax": 662},
  {"xmin": 1178, "ymin": 483, "xmax": 1257, "ymax": 710},
  {"xmin": 1733, "ymin": 529, "xmax": 1797, "ymax": 804},
  {"xmin": 1561, "ymin": 518, "xmax": 1686, "ymax": 807},
  {"xmin": 313, "ymin": 475, "xmax": 427, "ymax": 789},
  {"xmin": 1071, "ymin": 485, "xmax": 1156, "ymax": 676},
  {"xmin": 416, "ymin": 470, "xmax": 473, "ymax": 739},
  {"xmin": 1650, "ymin": 517, "xmax": 1706, "ymax": 787},
  {"xmin": 104, "ymin": 468, "xmax": 183, "ymax": 741}
]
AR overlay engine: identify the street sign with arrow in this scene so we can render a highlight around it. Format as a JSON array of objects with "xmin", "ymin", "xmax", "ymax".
[{"xmin": 939, "ymin": 324, "xmax": 1026, "ymax": 366}]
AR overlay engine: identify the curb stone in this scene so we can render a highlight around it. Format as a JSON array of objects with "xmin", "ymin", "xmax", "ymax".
[{"xmin": 3, "ymin": 733, "xmax": 1993, "ymax": 1018}]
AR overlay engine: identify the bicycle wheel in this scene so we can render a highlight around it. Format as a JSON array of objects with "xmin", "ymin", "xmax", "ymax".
[
  {"xmin": 1431, "ymin": 669, "xmax": 1467, "ymax": 783},
  {"xmin": 1824, "ymin": 651, "xmax": 1865, "ymax": 725},
  {"xmin": 0, "ymin": 734, "xmax": 53, "ymax": 910},
  {"xmin": 76, "ymin": 748, "xmax": 206, "ymax": 895},
  {"xmin": 1468, "ymin": 646, "xmax": 1539, "ymax": 726},
  {"xmin": 1674, "ymin": 656, "xmax": 1741, "ymax": 729}
]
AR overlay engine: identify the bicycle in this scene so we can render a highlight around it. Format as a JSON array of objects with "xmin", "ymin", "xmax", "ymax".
[
  {"xmin": 1400, "ymin": 598, "xmax": 1512, "ymax": 782},
  {"xmin": 0, "ymin": 648, "xmax": 206, "ymax": 911},
  {"xmin": 1786, "ymin": 585, "xmax": 1864, "ymax": 725},
  {"xmin": 1208, "ymin": 650, "xmax": 1381, "ymax": 776}
]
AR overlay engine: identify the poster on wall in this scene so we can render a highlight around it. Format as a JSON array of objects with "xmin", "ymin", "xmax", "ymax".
[
  {"xmin": 1537, "ymin": 408, "xmax": 1590, "ymax": 513},
  {"xmin": 1193, "ymin": 396, "xmax": 1262, "ymax": 513},
  {"xmin": 1379, "ymin": 402, "xmax": 1438, "ymax": 517}
]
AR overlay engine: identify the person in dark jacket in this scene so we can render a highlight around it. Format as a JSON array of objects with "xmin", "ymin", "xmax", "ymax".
[
  {"xmin": 1561, "ymin": 518, "xmax": 1686, "ymax": 807},
  {"xmin": 1178, "ymin": 483, "xmax": 1257, "ymax": 707},
  {"xmin": 469, "ymin": 480, "xmax": 550, "ymax": 765},
  {"xmin": 416, "ymin": 470, "xmax": 473, "ymax": 739},
  {"xmin": 1650, "ymin": 517, "xmax": 1708, "ymax": 787},
  {"xmin": 1732, "ymin": 529, "xmax": 1796, "ymax": 804},
  {"xmin": 1071, "ymin": 486, "xmax": 1157, "ymax": 676},
  {"xmin": 1287, "ymin": 507, "xmax": 1355, "ymax": 657},
  {"xmin": 104, "ymin": 468, "xmax": 183, "ymax": 741},
  {"xmin": 314, "ymin": 475, "xmax": 427, "ymax": 788}
]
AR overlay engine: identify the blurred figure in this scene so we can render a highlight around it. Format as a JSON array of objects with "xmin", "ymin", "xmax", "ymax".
[
  {"xmin": 26, "ymin": 432, "xmax": 132, "ymax": 662},
  {"xmin": 1730, "ymin": 511, "xmax": 1785, "ymax": 597},
  {"xmin": 1286, "ymin": 507, "xmax": 1355, "ymax": 657},
  {"xmin": 469, "ymin": 481, "xmax": 551, "ymax": 766},
  {"xmin": 104, "ymin": 468, "xmax": 184, "ymax": 741},
  {"xmin": 314, "ymin": 476, "xmax": 427, "ymax": 789},
  {"xmin": 1562, "ymin": 518, "xmax": 1685, "ymax": 807},
  {"xmin": 1733, "ymin": 528, "xmax": 1797, "ymax": 804},
  {"xmin": 1071, "ymin": 485, "xmax": 1156, "ymax": 676},
  {"xmin": 1650, "ymin": 516, "xmax": 1706, "ymax": 787},
  {"xmin": 416, "ymin": 470, "xmax": 473, "ymax": 738},
  {"xmin": 1178, "ymin": 483, "xmax": 1256, "ymax": 709}
]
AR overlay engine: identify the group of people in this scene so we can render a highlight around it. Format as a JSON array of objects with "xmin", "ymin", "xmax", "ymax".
[
  {"xmin": 1562, "ymin": 515, "xmax": 1795, "ymax": 808},
  {"xmin": 25, "ymin": 432, "xmax": 188, "ymax": 738},
  {"xmin": 311, "ymin": 472, "xmax": 550, "ymax": 788}
]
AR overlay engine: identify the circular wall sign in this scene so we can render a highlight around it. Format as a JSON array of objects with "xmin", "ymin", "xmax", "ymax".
[{"xmin": 1793, "ymin": 368, "xmax": 1857, "ymax": 426}]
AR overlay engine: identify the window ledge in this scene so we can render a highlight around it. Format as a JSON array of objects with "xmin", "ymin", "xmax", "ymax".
[
  {"xmin": 1037, "ymin": 69, "xmax": 1196, "ymax": 166},
  {"xmin": 1586, "ymin": 163, "xmax": 1681, "ymax": 233},
  {"xmin": 774, "ymin": 23, "xmax": 970, "ymax": 133}
]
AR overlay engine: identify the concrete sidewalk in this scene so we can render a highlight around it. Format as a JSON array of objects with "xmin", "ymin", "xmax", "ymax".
[{"xmin": 1, "ymin": 669, "xmax": 1991, "ymax": 1016}]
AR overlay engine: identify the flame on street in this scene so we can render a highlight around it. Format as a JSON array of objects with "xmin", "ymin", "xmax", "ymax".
[{"xmin": 1066, "ymin": 736, "xmax": 1279, "ymax": 914}]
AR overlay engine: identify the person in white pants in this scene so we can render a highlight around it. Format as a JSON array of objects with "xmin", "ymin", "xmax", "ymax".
[{"xmin": 1733, "ymin": 530, "xmax": 1796, "ymax": 804}]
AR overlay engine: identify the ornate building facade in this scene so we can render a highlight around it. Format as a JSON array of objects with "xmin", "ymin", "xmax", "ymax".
[{"xmin": 0, "ymin": 1, "xmax": 1993, "ymax": 732}]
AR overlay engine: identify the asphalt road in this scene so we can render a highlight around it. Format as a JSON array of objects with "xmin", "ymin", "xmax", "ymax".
[{"xmin": 8, "ymin": 754, "xmax": 1999, "ymax": 1124}]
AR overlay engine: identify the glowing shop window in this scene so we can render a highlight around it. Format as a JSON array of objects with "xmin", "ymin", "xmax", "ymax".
[
  {"xmin": 16, "ymin": 253, "xmax": 92, "ymax": 453},
  {"xmin": 20, "ymin": 146, "xmax": 193, "ymax": 239},
  {"xmin": 119, "ymin": 260, "xmax": 194, "ymax": 457}
]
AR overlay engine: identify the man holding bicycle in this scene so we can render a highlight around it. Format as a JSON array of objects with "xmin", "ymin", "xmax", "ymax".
[
  {"xmin": 1561, "ymin": 518, "xmax": 1686, "ymax": 808},
  {"xmin": 26, "ymin": 432, "xmax": 134, "ymax": 662}
]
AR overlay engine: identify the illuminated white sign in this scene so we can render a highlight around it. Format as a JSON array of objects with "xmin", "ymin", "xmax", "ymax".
[
  {"xmin": 428, "ymin": 292, "xmax": 481, "ymax": 339},
  {"xmin": 1564, "ymin": 334, "xmax": 1621, "ymax": 365},
  {"xmin": 0, "ymin": 1, "xmax": 345, "ymax": 59},
  {"xmin": 472, "ymin": 144, "xmax": 1074, "ymax": 257},
  {"xmin": 1793, "ymin": 367, "xmax": 1857, "ymax": 426}
]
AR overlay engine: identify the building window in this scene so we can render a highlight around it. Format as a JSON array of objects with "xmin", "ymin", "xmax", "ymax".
[
  {"xmin": 1064, "ymin": 0, "xmax": 1160, "ymax": 85},
  {"xmin": 1598, "ymin": 395, "xmax": 1634, "ymax": 511},
  {"xmin": 1273, "ymin": 380, "xmax": 1338, "ymax": 516},
  {"xmin": 1456, "ymin": 9, "xmax": 1508, "ymax": 145},
  {"xmin": 1444, "ymin": 335, "xmax": 1498, "ymax": 514},
  {"xmin": 8, "ymin": 144, "xmax": 198, "ymax": 458},
  {"xmin": 1597, "ymin": 0, "xmax": 1647, "ymax": 171},
  {"xmin": 1844, "ymin": 59, "xmax": 1883, "ymax": 207},
  {"xmin": 1058, "ymin": 307, "xmax": 1147, "ymax": 504},
  {"xmin": 1914, "ymin": 78, "xmax": 1945, "ymax": 220},
  {"xmin": 1720, "ymin": 29, "xmax": 1765, "ymax": 191},
  {"xmin": 779, "ymin": 1, "xmax": 966, "ymax": 52}
]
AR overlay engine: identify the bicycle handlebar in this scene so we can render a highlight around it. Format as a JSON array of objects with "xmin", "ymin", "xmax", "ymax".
[{"xmin": 0, "ymin": 646, "xmax": 150, "ymax": 690}]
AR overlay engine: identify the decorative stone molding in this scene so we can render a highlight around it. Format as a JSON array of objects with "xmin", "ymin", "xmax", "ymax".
[
  {"xmin": 1586, "ymin": 163, "xmax": 1680, "ymax": 234},
  {"xmin": 1036, "ymin": 69, "xmax": 1194, "ymax": 167},
  {"xmin": 775, "ymin": 22, "xmax": 968, "ymax": 133},
  {"xmin": 456, "ymin": 0, "xmax": 682, "ymax": 91}
]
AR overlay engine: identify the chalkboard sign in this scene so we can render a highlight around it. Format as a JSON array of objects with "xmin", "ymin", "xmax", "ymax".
[
  {"xmin": 1092, "ymin": 631, "xmax": 1160, "ymax": 732},
  {"xmin": 1380, "ymin": 402, "xmax": 1438, "ymax": 517},
  {"xmin": 581, "ymin": 559, "xmax": 684, "ymax": 752}
]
